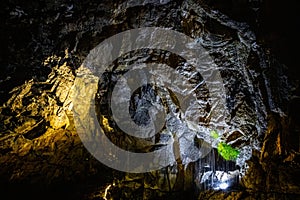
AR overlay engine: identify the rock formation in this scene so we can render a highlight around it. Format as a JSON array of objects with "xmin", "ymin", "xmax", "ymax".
[{"xmin": 1, "ymin": 0, "xmax": 299, "ymax": 199}]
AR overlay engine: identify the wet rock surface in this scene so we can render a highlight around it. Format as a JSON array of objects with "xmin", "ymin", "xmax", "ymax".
[{"xmin": 1, "ymin": 0, "xmax": 299, "ymax": 199}]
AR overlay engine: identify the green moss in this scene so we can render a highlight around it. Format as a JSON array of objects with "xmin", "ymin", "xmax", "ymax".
[
  {"xmin": 217, "ymin": 142, "xmax": 240, "ymax": 161},
  {"xmin": 210, "ymin": 130, "xmax": 219, "ymax": 139}
]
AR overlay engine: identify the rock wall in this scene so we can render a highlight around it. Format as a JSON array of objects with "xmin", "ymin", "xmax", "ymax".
[{"xmin": 1, "ymin": 0, "xmax": 299, "ymax": 199}]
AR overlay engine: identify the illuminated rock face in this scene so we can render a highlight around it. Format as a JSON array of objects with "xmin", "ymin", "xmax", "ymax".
[
  {"xmin": 1, "ymin": 0, "xmax": 299, "ymax": 199},
  {"xmin": 0, "ymin": 53, "xmax": 112, "ymax": 192}
]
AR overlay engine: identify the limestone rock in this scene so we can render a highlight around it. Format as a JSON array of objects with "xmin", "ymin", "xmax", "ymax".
[
  {"xmin": 1, "ymin": 0, "xmax": 299, "ymax": 199},
  {"xmin": 0, "ymin": 55, "xmax": 113, "ymax": 198}
]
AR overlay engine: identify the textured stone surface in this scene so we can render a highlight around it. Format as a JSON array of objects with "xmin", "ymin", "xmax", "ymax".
[
  {"xmin": 0, "ymin": 52, "xmax": 114, "ymax": 199},
  {"xmin": 1, "ymin": 0, "xmax": 299, "ymax": 199}
]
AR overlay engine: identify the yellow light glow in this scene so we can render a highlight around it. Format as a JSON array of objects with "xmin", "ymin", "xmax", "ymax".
[
  {"xmin": 103, "ymin": 184, "xmax": 112, "ymax": 200},
  {"xmin": 101, "ymin": 116, "xmax": 114, "ymax": 132}
]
